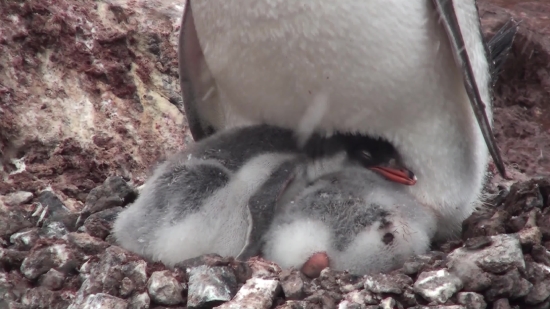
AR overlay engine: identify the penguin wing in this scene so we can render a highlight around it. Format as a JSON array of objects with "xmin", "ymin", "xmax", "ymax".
[
  {"xmin": 236, "ymin": 160, "xmax": 300, "ymax": 261},
  {"xmin": 179, "ymin": 0, "xmax": 220, "ymax": 141},
  {"xmin": 432, "ymin": 0, "xmax": 507, "ymax": 177}
]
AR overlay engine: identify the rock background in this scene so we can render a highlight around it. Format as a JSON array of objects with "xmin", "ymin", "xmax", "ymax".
[{"xmin": 0, "ymin": 0, "xmax": 549, "ymax": 308}]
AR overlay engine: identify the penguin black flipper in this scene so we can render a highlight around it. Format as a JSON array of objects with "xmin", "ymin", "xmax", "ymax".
[
  {"xmin": 178, "ymin": 0, "xmax": 219, "ymax": 141},
  {"xmin": 432, "ymin": 0, "xmax": 507, "ymax": 178}
]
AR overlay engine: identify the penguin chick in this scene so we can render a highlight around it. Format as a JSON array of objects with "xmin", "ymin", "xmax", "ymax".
[
  {"xmin": 112, "ymin": 125, "xmax": 301, "ymax": 266},
  {"xmin": 263, "ymin": 167, "xmax": 437, "ymax": 278},
  {"xmin": 303, "ymin": 133, "xmax": 417, "ymax": 186},
  {"xmin": 113, "ymin": 124, "xmax": 415, "ymax": 266}
]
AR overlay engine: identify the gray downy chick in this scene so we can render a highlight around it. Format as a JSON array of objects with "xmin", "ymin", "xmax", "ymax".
[
  {"xmin": 112, "ymin": 125, "xmax": 301, "ymax": 266},
  {"xmin": 263, "ymin": 167, "xmax": 437, "ymax": 278},
  {"xmin": 113, "ymin": 124, "xmax": 416, "ymax": 267}
]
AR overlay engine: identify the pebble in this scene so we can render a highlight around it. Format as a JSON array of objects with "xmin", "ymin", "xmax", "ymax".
[
  {"xmin": 413, "ymin": 269, "xmax": 463, "ymax": 304},
  {"xmin": 379, "ymin": 297, "xmax": 401, "ymax": 309},
  {"xmin": 9, "ymin": 228, "xmax": 40, "ymax": 250},
  {"xmin": 518, "ymin": 226, "xmax": 542, "ymax": 247},
  {"xmin": 20, "ymin": 243, "xmax": 78, "ymax": 280},
  {"xmin": 65, "ymin": 232, "xmax": 109, "ymax": 255},
  {"xmin": 82, "ymin": 176, "xmax": 136, "ymax": 217},
  {"xmin": 492, "ymin": 298, "xmax": 512, "ymax": 309},
  {"xmin": 39, "ymin": 268, "xmax": 66, "ymax": 290},
  {"xmin": 484, "ymin": 268, "xmax": 532, "ymax": 301},
  {"xmin": 364, "ymin": 273, "xmax": 412, "ymax": 294},
  {"xmin": 4, "ymin": 191, "xmax": 33, "ymax": 206},
  {"xmin": 524, "ymin": 262, "xmax": 550, "ymax": 304},
  {"xmin": 81, "ymin": 207, "xmax": 123, "ymax": 239},
  {"xmin": 532, "ymin": 245, "xmax": 550, "ymax": 266},
  {"xmin": 147, "ymin": 270, "xmax": 185, "ymax": 306},
  {"xmin": 279, "ymin": 269, "xmax": 307, "ymax": 300},
  {"xmin": 457, "ymin": 292, "xmax": 487, "ymax": 309},
  {"xmin": 128, "ymin": 292, "xmax": 150, "ymax": 309},
  {"xmin": 187, "ymin": 265, "xmax": 238, "ymax": 308},
  {"xmin": 79, "ymin": 293, "xmax": 128, "ymax": 309},
  {"xmin": 215, "ymin": 277, "xmax": 280, "ymax": 309}
]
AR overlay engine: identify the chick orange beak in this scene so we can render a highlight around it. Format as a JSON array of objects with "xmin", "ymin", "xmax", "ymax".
[{"xmin": 369, "ymin": 167, "xmax": 417, "ymax": 186}]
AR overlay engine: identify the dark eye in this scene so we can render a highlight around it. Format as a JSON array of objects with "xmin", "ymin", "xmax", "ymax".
[{"xmin": 360, "ymin": 150, "xmax": 372, "ymax": 160}]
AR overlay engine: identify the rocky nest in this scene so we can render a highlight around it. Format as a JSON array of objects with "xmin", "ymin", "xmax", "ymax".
[{"xmin": 0, "ymin": 176, "xmax": 549, "ymax": 309}]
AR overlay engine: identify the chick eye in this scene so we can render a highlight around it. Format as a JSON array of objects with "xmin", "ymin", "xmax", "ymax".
[{"xmin": 360, "ymin": 150, "xmax": 372, "ymax": 160}]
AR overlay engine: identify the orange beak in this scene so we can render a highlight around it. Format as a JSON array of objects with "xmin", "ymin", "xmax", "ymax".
[{"xmin": 368, "ymin": 167, "xmax": 417, "ymax": 186}]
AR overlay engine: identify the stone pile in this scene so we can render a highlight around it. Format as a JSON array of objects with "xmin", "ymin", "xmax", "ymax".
[{"xmin": 1, "ymin": 176, "xmax": 549, "ymax": 308}]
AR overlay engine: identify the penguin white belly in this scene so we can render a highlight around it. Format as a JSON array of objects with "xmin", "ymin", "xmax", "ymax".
[{"xmin": 189, "ymin": 0, "xmax": 491, "ymax": 239}]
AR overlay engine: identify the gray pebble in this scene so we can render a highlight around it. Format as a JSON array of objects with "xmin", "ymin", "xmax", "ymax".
[
  {"xmin": 187, "ymin": 265, "xmax": 237, "ymax": 308},
  {"xmin": 364, "ymin": 273, "xmax": 412, "ymax": 294},
  {"xmin": 79, "ymin": 293, "xmax": 128, "ymax": 309},
  {"xmin": 128, "ymin": 292, "xmax": 150, "ymax": 309},
  {"xmin": 10, "ymin": 228, "xmax": 40, "ymax": 250},
  {"xmin": 279, "ymin": 269, "xmax": 306, "ymax": 300},
  {"xmin": 413, "ymin": 269, "xmax": 463, "ymax": 304},
  {"xmin": 147, "ymin": 270, "xmax": 185, "ymax": 306},
  {"xmin": 39, "ymin": 269, "xmax": 65, "ymax": 291},
  {"xmin": 20, "ymin": 243, "xmax": 78, "ymax": 280},
  {"xmin": 4, "ymin": 191, "xmax": 33, "ymax": 206},
  {"xmin": 457, "ymin": 292, "xmax": 487, "ymax": 309},
  {"xmin": 215, "ymin": 277, "xmax": 280, "ymax": 309}
]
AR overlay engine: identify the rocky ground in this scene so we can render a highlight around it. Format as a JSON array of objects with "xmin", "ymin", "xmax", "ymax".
[{"xmin": 1, "ymin": 0, "xmax": 549, "ymax": 308}]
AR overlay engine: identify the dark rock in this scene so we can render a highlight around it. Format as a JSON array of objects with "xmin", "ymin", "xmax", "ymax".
[
  {"xmin": 532, "ymin": 245, "xmax": 550, "ymax": 267},
  {"xmin": 147, "ymin": 270, "xmax": 185, "ymax": 306},
  {"xmin": 0, "ymin": 248, "xmax": 27, "ymax": 267},
  {"xmin": 524, "ymin": 262, "xmax": 550, "ymax": 305},
  {"xmin": 303, "ymin": 290, "xmax": 341, "ymax": 309},
  {"xmin": 464, "ymin": 236, "xmax": 493, "ymax": 250},
  {"xmin": 216, "ymin": 277, "xmax": 280, "ymax": 309},
  {"xmin": 9, "ymin": 228, "xmax": 40, "ymax": 250},
  {"xmin": 503, "ymin": 179, "xmax": 545, "ymax": 215},
  {"xmin": 280, "ymin": 269, "xmax": 307, "ymax": 300},
  {"xmin": 413, "ymin": 269, "xmax": 463, "ymax": 304},
  {"xmin": 187, "ymin": 265, "xmax": 238, "ymax": 308},
  {"xmin": 402, "ymin": 255, "xmax": 434, "ymax": 275},
  {"xmin": 462, "ymin": 209, "xmax": 508, "ymax": 240},
  {"xmin": 177, "ymin": 253, "xmax": 231, "ymax": 268},
  {"xmin": 66, "ymin": 232, "xmax": 109, "ymax": 255},
  {"xmin": 0, "ymin": 204, "xmax": 37, "ymax": 238},
  {"xmin": 81, "ymin": 207, "xmax": 123, "ymax": 240},
  {"xmin": 71, "ymin": 246, "xmax": 145, "ymax": 305},
  {"xmin": 20, "ymin": 242, "xmax": 80, "ymax": 280},
  {"xmin": 484, "ymin": 268, "xmax": 532, "ymax": 301},
  {"xmin": 81, "ymin": 176, "xmax": 136, "ymax": 218},
  {"xmin": 492, "ymin": 298, "xmax": 512, "ymax": 309},
  {"xmin": 506, "ymin": 215, "xmax": 527, "ymax": 233},
  {"xmin": 314, "ymin": 268, "xmax": 340, "ymax": 292},
  {"xmin": 456, "ymin": 292, "xmax": 487, "ymax": 309},
  {"xmin": 38, "ymin": 191, "xmax": 79, "ymax": 231},
  {"xmin": 38, "ymin": 269, "xmax": 65, "ymax": 291},
  {"xmin": 364, "ymin": 272, "xmax": 413, "ymax": 294}
]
